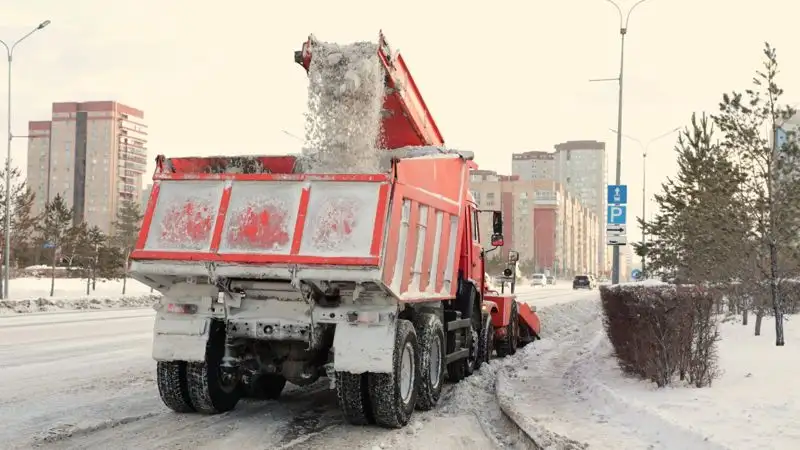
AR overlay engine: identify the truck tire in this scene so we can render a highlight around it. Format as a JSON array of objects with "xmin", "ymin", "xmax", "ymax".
[
  {"xmin": 495, "ymin": 301, "xmax": 519, "ymax": 357},
  {"xmin": 336, "ymin": 372, "xmax": 374, "ymax": 425},
  {"xmin": 368, "ymin": 319, "xmax": 419, "ymax": 429},
  {"xmin": 186, "ymin": 328, "xmax": 242, "ymax": 414},
  {"xmin": 477, "ymin": 311, "xmax": 494, "ymax": 365},
  {"xmin": 157, "ymin": 361, "xmax": 195, "ymax": 413},
  {"xmin": 463, "ymin": 287, "xmax": 482, "ymax": 376},
  {"xmin": 242, "ymin": 372, "xmax": 287, "ymax": 400},
  {"xmin": 518, "ymin": 322, "xmax": 534, "ymax": 349},
  {"xmin": 414, "ymin": 313, "xmax": 445, "ymax": 411},
  {"xmin": 463, "ymin": 327, "xmax": 479, "ymax": 376}
]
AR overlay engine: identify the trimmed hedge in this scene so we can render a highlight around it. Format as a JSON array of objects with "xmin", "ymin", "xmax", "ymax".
[{"xmin": 600, "ymin": 282, "xmax": 720, "ymax": 388}]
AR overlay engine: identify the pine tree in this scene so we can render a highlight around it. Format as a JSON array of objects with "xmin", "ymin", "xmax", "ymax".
[
  {"xmin": 713, "ymin": 42, "xmax": 800, "ymax": 345},
  {"xmin": 86, "ymin": 225, "xmax": 106, "ymax": 291},
  {"xmin": 113, "ymin": 199, "xmax": 143, "ymax": 295},
  {"xmin": 36, "ymin": 194, "xmax": 73, "ymax": 297},
  {"xmin": 641, "ymin": 114, "xmax": 748, "ymax": 283},
  {"xmin": 518, "ymin": 259, "xmax": 537, "ymax": 276},
  {"xmin": 483, "ymin": 253, "xmax": 504, "ymax": 275},
  {"xmin": 11, "ymin": 186, "xmax": 39, "ymax": 268}
]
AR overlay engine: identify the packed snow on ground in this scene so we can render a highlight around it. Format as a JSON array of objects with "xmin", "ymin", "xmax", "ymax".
[
  {"xmin": 498, "ymin": 294, "xmax": 799, "ymax": 450},
  {"xmin": 0, "ymin": 277, "xmax": 159, "ymax": 314}
]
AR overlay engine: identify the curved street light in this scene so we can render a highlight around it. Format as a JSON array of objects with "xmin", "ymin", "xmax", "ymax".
[
  {"xmin": 0, "ymin": 20, "xmax": 51, "ymax": 299},
  {"xmin": 591, "ymin": 0, "xmax": 654, "ymax": 284}
]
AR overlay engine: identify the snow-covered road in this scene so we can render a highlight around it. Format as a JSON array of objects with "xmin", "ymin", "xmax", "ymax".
[{"xmin": 0, "ymin": 284, "xmax": 577, "ymax": 449}]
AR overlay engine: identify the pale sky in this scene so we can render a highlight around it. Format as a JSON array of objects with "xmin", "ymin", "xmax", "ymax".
[{"xmin": 3, "ymin": 0, "xmax": 799, "ymax": 243}]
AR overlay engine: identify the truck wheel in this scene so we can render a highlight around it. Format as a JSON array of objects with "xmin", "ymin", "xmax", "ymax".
[
  {"xmin": 368, "ymin": 319, "xmax": 419, "ymax": 429},
  {"xmin": 495, "ymin": 301, "xmax": 519, "ymax": 357},
  {"xmin": 336, "ymin": 372, "xmax": 374, "ymax": 425},
  {"xmin": 464, "ymin": 286, "xmax": 482, "ymax": 376},
  {"xmin": 157, "ymin": 361, "xmax": 195, "ymax": 413},
  {"xmin": 477, "ymin": 312, "xmax": 494, "ymax": 364},
  {"xmin": 464, "ymin": 327, "xmax": 479, "ymax": 376},
  {"xmin": 414, "ymin": 313, "xmax": 445, "ymax": 411},
  {"xmin": 518, "ymin": 323, "xmax": 533, "ymax": 349},
  {"xmin": 186, "ymin": 329, "xmax": 242, "ymax": 414},
  {"xmin": 242, "ymin": 372, "xmax": 287, "ymax": 400}
]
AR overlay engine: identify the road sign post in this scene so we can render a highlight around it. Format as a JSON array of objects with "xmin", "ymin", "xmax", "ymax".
[{"xmin": 607, "ymin": 185, "xmax": 628, "ymax": 285}]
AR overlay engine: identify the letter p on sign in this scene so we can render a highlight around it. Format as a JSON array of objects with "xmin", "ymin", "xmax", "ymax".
[{"xmin": 607, "ymin": 205, "xmax": 626, "ymax": 225}]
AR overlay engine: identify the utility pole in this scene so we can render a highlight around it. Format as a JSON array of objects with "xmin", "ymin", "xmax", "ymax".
[{"xmin": 591, "ymin": 0, "xmax": 652, "ymax": 284}]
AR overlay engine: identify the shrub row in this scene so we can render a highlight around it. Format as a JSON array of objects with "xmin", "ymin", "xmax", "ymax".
[{"xmin": 600, "ymin": 283, "xmax": 720, "ymax": 388}]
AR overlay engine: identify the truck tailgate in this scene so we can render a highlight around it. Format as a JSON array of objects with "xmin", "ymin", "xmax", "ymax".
[{"xmin": 131, "ymin": 172, "xmax": 390, "ymax": 266}]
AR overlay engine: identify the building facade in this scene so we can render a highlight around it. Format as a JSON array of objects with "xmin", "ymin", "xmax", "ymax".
[
  {"xmin": 512, "ymin": 140, "xmax": 609, "ymax": 275},
  {"xmin": 26, "ymin": 101, "xmax": 148, "ymax": 234},
  {"xmin": 469, "ymin": 170, "xmax": 600, "ymax": 277}
]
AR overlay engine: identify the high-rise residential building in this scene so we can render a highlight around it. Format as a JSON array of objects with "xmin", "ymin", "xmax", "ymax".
[
  {"xmin": 26, "ymin": 101, "xmax": 148, "ymax": 234},
  {"xmin": 469, "ymin": 170, "xmax": 600, "ymax": 277},
  {"xmin": 512, "ymin": 140, "xmax": 608, "ymax": 275},
  {"xmin": 553, "ymin": 140, "xmax": 607, "ymax": 274},
  {"xmin": 511, "ymin": 151, "xmax": 556, "ymax": 180}
]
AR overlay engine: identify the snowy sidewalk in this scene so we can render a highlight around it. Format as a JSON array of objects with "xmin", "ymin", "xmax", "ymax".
[
  {"xmin": 0, "ymin": 277, "xmax": 159, "ymax": 314},
  {"xmin": 497, "ymin": 298, "xmax": 800, "ymax": 450}
]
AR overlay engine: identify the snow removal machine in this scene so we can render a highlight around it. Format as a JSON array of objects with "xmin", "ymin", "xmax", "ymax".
[{"xmin": 130, "ymin": 32, "xmax": 541, "ymax": 429}]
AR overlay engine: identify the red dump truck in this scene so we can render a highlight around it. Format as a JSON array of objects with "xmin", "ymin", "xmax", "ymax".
[{"xmin": 130, "ymin": 32, "xmax": 540, "ymax": 429}]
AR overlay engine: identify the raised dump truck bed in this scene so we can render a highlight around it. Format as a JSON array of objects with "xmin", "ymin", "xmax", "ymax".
[
  {"xmin": 296, "ymin": 31, "xmax": 444, "ymax": 149},
  {"xmin": 130, "ymin": 149, "xmax": 471, "ymax": 303}
]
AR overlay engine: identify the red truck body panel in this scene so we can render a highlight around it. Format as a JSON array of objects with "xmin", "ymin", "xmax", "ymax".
[{"xmin": 131, "ymin": 153, "xmax": 471, "ymax": 303}]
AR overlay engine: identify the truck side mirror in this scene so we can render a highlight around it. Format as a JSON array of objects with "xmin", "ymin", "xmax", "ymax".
[{"xmin": 491, "ymin": 211, "xmax": 504, "ymax": 246}]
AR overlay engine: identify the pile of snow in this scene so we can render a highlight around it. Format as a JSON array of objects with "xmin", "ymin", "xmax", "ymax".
[
  {"xmin": 498, "ymin": 295, "xmax": 800, "ymax": 449},
  {"xmin": 300, "ymin": 38, "xmax": 385, "ymax": 174},
  {"xmin": 0, "ymin": 277, "xmax": 159, "ymax": 314}
]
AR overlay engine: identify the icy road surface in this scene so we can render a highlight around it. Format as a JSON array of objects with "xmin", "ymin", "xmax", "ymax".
[{"xmin": 0, "ymin": 284, "xmax": 576, "ymax": 449}]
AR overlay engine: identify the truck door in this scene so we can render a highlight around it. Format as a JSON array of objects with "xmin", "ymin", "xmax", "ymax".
[{"xmin": 470, "ymin": 207, "xmax": 483, "ymax": 284}]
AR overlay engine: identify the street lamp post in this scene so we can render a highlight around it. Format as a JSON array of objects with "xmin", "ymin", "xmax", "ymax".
[
  {"xmin": 590, "ymin": 0, "xmax": 652, "ymax": 285},
  {"xmin": 0, "ymin": 20, "xmax": 51, "ymax": 299},
  {"xmin": 610, "ymin": 126, "xmax": 679, "ymax": 277}
]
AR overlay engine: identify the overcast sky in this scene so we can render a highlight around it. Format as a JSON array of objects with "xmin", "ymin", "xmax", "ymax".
[{"xmin": 3, "ymin": 0, "xmax": 799, "ymax": 242}]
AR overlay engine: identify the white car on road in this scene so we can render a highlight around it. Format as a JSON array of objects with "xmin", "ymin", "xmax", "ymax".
[{"xmin": 530, "ymin": 273, "xmax": 547, "ymax": 287}]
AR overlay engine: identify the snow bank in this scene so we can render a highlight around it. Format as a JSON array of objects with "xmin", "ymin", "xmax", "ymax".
[
  {"xmin": 499, "ymin": 295, "xmax": 800, "ymax": 449},
  {"xmin": 0, "ymin": 277, "xmax": 159, "ymax": 314}
]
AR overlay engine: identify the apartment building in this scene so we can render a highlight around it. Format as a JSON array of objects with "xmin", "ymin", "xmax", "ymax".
[
  {"xmin": 512, "ymin": 140, "xmax": 609, "ymax": 275},
  {"xmin": 469, "ymin": 170, "xmax": 600, "ymax": 277},
  {"xmin": 26, "ymin": 101, "xmax": 148, "ymax": 234},
  {"xmin": 511, "ymin": 151, "xmax": 556, "ymax": 180}
]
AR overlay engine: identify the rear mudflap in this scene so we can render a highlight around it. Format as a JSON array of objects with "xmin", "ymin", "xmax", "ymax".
[{"xmin": 152, "ymin": 314, "xmax": 211, "ymax": 362}]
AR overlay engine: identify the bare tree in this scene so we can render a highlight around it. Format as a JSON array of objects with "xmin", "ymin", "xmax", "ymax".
[{"xmin": 714, "ymin": 43, "xmax": 800, "ymax": 346}]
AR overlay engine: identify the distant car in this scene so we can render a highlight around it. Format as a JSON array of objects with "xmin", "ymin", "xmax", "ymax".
[
  {"xmin": 573, "ymin": 275, "xmax": 595, "ymax": 290},
  {"xmin": 546, "ymin": 276, "xmax": 555, "ymax": 285},
  {"xmin": 530, "ymin": 273, "xmax": 547, "ymax": 287}
]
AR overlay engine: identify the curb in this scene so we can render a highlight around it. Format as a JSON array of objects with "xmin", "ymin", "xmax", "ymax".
[
  {"xmin": 496, "ymin": 369, "xmax": 543, "ymax": 449},
  {"xmin": 496, "ymin": 367, "xmax": 589, "ymax": 450}
]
